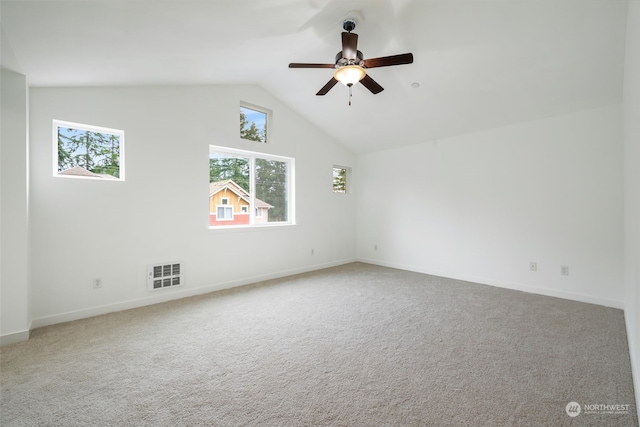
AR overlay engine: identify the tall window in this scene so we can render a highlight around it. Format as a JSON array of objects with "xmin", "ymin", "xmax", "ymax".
[
  {"xmin": 53, "ymin": 120, "xmax": 124, "ymax": 181},
  {"xmin": 209, "ymin": 146, "xmax": 294, "ymax": 227},
  {"xmin": 240, "ymin": 104, "xmax": 269, "ymax": 143}
]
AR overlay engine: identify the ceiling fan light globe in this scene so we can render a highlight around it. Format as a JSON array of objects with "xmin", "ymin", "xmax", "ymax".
[{"xmin": 334, "ymin": 65, "xmax": 366, "ymax": 86}]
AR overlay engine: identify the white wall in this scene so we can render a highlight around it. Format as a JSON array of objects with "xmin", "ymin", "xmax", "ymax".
[
  {"xmin": 28, "ymin": 85, "xmax": 356, "ymax": 326},
  {"xmin": 0, "ymin": 68, "xmax": 30, "ymax": 344},
  {"xmin": 623, "ymin": 0, "xmax": 640, "ymax": 417},
  {"xmin": 357, "ymin": 105, "xmax": 624, "ymax": 308}
]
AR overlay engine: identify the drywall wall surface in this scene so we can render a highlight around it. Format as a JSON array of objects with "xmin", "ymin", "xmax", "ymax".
[
  {"xmin": 623, "ymin": 0, "xmax": 640, "ymax": 418},
  {"xmin": 28, "ymin": 85, "xmax": 356, "ymax": 323},
  {"xmin": 357, "ymin": 104, "xmax": 624, "ymax": 308},
  {"xmin": 0, "ymin": 69, "xmax": 30, "ymax": 343}
]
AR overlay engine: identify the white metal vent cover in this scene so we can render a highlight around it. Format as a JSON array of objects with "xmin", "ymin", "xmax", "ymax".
[{"xmin": 147, "ymin": 262, "xmax": 184, "ymax": 291}]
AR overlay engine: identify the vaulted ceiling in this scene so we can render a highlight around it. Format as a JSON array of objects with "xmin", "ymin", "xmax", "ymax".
[{"xmin": 0, "ymin": 0, "xmax": 628, "ymax": 154}]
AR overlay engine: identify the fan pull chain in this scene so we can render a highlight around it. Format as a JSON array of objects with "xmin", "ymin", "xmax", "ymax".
[{"xmin": 348, "ymin": 84, "xmax": 353, "ymax": 106}]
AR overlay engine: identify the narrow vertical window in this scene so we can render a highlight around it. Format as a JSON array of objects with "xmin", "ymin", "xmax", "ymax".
[
  {"xmin": 333, "ymin": 166, "xmax": 348, "ymax": 193},
  {"xmin": 240, "ymin": 104, "xmax": 268, "ymax": 143}
]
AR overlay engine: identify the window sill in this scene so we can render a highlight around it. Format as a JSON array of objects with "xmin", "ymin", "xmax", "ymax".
[{"xmin": 207, "ymin": 222, "xmax": 297, "ymax": 233}]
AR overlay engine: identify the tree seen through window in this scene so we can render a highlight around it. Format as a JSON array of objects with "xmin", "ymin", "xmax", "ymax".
[
  {"xmin": 333, "ymin": 167, "xmax": 347, "ymax": 193},
  {"xmin": 240, "ymin": 106, "xmax": 267, "ymax": 143}
]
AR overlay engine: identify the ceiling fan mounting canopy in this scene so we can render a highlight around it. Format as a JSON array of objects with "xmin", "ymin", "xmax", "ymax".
[
  {"xmin": 288, "ymin": 19, "xmax": 414, "ymax": 98},
  {"xmin": 343, "ymin": 18, "xmax": 357, "ymax": 33}
]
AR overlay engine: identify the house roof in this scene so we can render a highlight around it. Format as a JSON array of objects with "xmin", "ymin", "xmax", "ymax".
[
  {"xmin": 209, "ymin": 179, "xmax": 273, "ymax": 209},
  {"xmin": 59, "ymin": 166, "xmax": 118, "ymax": 180}
]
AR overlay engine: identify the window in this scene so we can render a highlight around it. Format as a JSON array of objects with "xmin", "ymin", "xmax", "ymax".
[
  {"xmin": 333, "ymin": 166, "xmax": 348, "ymax": 193},
  {"xmin": 209, "ymin": 145, "xmax": 294, "ymax": 227},
  {"xmin": 240, "ymin": 104, "xmax": 269, "ymax": 143},
  {"xmin": 217, "ymin": 206, "xmax": 233, "ymax": 220},
  {"xmin": 53, "ymin": 120, "xmax": 124, "ymax": 181}
]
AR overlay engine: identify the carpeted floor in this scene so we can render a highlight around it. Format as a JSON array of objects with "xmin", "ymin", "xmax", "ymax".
[{"xmin": 1, "ymin": 262, "xmax": 637, "ymax": 426}]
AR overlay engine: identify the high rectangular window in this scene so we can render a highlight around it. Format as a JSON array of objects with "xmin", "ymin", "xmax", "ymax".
[
  {"xmin": 240, "ymin": 104, "xmax": 269, "ymax": 143},
  {"xmin": 53, "ymin": 120, "xmax": 124, "ymax": 181},
  {"xmin": 209, "ymin": 146, "xmax": 294, "ymax": 227}
]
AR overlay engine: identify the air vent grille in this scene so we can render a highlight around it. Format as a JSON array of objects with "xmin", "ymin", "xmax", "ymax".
[{"xmin": 147, "ymin": 262, "xmax": 183, "ymax": 291}]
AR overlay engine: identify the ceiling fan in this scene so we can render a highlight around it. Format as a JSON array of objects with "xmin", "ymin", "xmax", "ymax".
[{"xmin": 289, "ymin": 18, "xmax": 414, "ymax": 105}]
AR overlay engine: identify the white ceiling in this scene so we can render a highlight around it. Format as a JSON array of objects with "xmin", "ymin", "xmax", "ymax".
[{"xmin": 0, "ymin": 0, "xmax": 628, "ymax": 154}]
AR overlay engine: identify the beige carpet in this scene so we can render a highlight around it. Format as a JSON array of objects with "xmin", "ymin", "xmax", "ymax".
[{"xmin": 1, "ymin": 262, "xmax": 637, "ymax": 426}]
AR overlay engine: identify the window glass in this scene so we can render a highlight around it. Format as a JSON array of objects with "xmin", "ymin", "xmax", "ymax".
[
  {"xmin": 256, "ymin": 159, "xmax": 289, "ymax": 222},
  {"xmin": 240, "ymin": 106, "xmax": 267, "ymax": 143},
  {"xmin": 54, "ymin": 120, "xmax": 124, "ymax": 181},
  {"xmin": 209, "ymin": 146, "xmax": 294, "ymax": 227},
  {"xmin": 333, "ymin": 167, "xmax": 347, "ymax": 193}
]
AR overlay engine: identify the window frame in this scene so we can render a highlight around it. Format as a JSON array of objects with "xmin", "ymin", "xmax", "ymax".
[
  {"xmin": 53, "ymin": 119, "xmax": 125, "ymax": 181},
  {"xmin": 209, "ymin": 145, "xmax": 295, "ymax": 229}
]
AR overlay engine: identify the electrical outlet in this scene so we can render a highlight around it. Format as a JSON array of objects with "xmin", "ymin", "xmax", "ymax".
[
  {"xmin": 530, "ymin": 262, "xmax": 537, "ymax": 272},
  {"xmin": 93, "ymin": 278, "xmax": 103, "ymax": 289},
  {"xmin": 561, "ymin": 266, "xmax": 569, "ymax": 276},
  {"xmin": 311, "ymin": 248, "xmax": 314, "ymax": 256},
  {"xmin": 374, "ymin": 244, "xmax": 378, "ymax": 251}
]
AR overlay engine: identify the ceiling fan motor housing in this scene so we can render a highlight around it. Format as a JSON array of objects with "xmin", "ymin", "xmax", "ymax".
[{"xmin": 335, "ymin": 50, "xmax": 364, "ymax": 67}]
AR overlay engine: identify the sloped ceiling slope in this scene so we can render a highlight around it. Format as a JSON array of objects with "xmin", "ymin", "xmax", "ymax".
[{"xmin": 0, "ymin": 0, "xmax": 628, "ymax": 153}]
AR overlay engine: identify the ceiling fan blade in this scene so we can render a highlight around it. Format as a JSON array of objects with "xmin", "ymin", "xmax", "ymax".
[
  {"xmin": 316, "ymin": 77, "xmax": 339, "ymax": 96},
  {"xmin": 363, "ymin": 53, "xmax": 414, "ymax": 68},
  {"xmin": 289, "ymin": 63, "xmax": 336, "ymax": 69},
  {"xmin": 341, "ymin": 32, "xmax": 358, "ymax": 60},
  {"xmin": 360, "ymin": 74, "xmax": 384, "ymax": 94}
]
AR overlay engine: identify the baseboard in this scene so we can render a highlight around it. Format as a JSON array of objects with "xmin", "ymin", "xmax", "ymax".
[
  {"xmin": 356, "ymin": 258, "xmax": 624, "ymax": 309},
  {"xmin": 31, "ymin": 258, "xmax": 357, "ymax": 330},
  {"xmin": 0, "ymin": 329, "xmax": 30, "ymax": 346}
]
